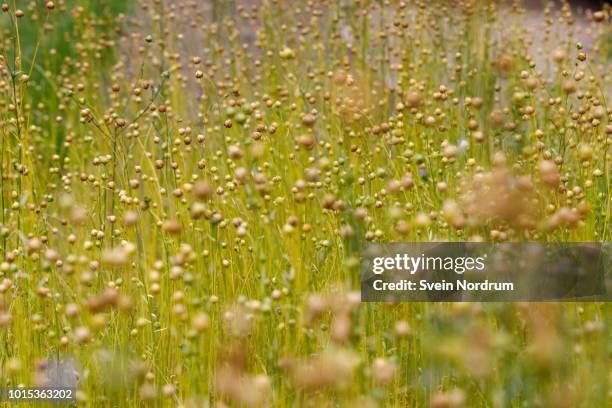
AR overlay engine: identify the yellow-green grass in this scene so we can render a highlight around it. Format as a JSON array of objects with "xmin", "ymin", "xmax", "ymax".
[{"xmin": 0, "ymin": 0, "xmax": 610, "ymax": 406}]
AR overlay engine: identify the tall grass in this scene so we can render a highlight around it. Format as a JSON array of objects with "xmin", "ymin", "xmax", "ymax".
[{"xmin": 0, "ymin": 0, "xmax": 610, "ymax": 407}]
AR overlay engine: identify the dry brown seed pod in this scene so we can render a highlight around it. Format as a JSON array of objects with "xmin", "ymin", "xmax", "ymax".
[
  {"xmin": 139, "ymin": 384, "xmax": 156, "ymax": 401},
  {"xmin": 162, "ymin": 384, "xmax": 176, "ymax": 396},
  {"xmin": 27, "ymin": 238, "xmax": 42, "ymax": 253},
  {"xmin": 228, "ymin": 145, "xmax": 243, "ymax": 159},
  {"xmin": 331, "ymin": 313, "xmax": 351, "ymax": 343},
  {"xmin": 162, "ymin": 219, "xmax": 182, "ymax": 234},
  {"xmin": 254, "ymin": 173, "xmax": 266, "ymax": 184},
  {"xmin": 489, "ymin": 109, "xmax": 505, "ymax": 127},
  {"xmin": 0, "ymin": 312, "xmax": 12, "ymax": 327},
  {"xmin": 394, "ymin": 320, "xmax": 411, "ymax": 336},
  {"xmin": 495, "ymin": 55, "xmax": 513, "ymax": 73},
  {"xmin": 192, "ymin": 313, "xmax": 210, "ymax": 331},
  {"xmin": 525, "ymin": 77, "xmax": 539, "ymax": 90},
  {"xmin": 124, "ymin": 211, "xmax": 138, "ymax": 226},
  {"xmin": 304, "ymin": 294, "xmax": 328, "ymax": 326},
  {"xmin": 473, "ymin": 131, "xmax": 485, "ymax": 143},
  {"xmin": 371, "ymin": 358, "xmax": 397, "ymax": 384},
  {"xmin": 552, "ymin": 49, "xmax": 566, "ymax": 63},
  {"xmin": 321, "ymin": 194, "xmax": 336, "ymax": 209},
  {"xmin": 193, "ymin": 181, "xmax": 212, "ymax": 199},
  {"xmin": 561, "ymin": 79, "xmax": 577, "ymax": 94},
  {"xmin": 101, "ymin": 246, "xmax": 131, "ymax": 266},
  {"xmin": 234, "ymin": 167, "xmax": 249, "ymax": 183},
  {"xmin": 74, "ymin": 326, "xmax": 92, "ymax": 343},
  {"xmin": 539, "ymin": 160, "xmax": 560, "ymax": 187},
  {"xmin": 287, "ymin": 215, "xmax": 299, "ymax": 226},
  {"xmin": 404, "ymin": 91, "xmax": 422, "ymax": 108},
  {"xmin": 64, "ymin": 303, "xmax": 80, "ymax": 318},
  {"xmin": 286, "ymin": 349, "xmax": 359, "ymax": 391},
  {"xmin": 431, "ymin": 388, "xmax": 466, "ymax": 408},
  {"xmin": 387, "ymin": 180, "xmax": 401, "ymax": 193},
  {"xmin": 45, "ymin": 248, "xmax": 59, "ymax": 262},
  {"xmin": 304, "ymin": 168, "xmax": 320, "ymax": 182},
  {"xmin": 301, "ymin": 114, "xmax": 316, "ymax": 127},
  {"xmin": 471, "ymin": 97, "xmax": 483, "ymax": 109},
  {"xmin": 298, "ymin": 134, "xmax": 316, "ymax": 149}
]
